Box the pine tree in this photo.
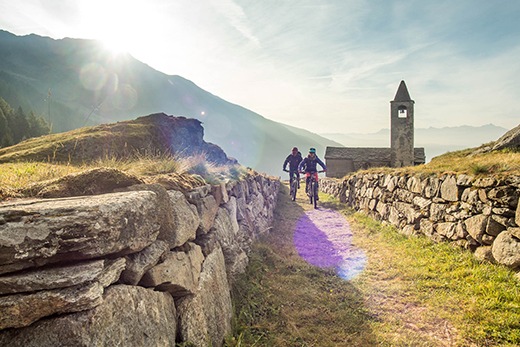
[12,106,30,143]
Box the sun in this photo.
[77,0,154,55]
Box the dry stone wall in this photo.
[0,172,280,347]
[320,173,520,270]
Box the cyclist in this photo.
[283,147,303,188]
[298,147,327,199]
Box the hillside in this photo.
[0,30,341,175]
[322,124,508,162]
[0,113,233,165]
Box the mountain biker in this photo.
[283,147,303,188]
[298,147,326,200]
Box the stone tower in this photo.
[390,80,415,167]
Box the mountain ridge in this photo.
[0,29,341,175]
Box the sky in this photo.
[0,0,519,134]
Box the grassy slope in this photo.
[228,186,520,346]
[362,146,520,177]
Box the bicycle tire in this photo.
[313,181,318,209]
[309,180,315,205]
[291,178,297,201]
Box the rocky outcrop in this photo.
[0,172,280,346]
[321,174,520,269]
[0,113,237,166]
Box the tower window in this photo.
[398,105,407,118]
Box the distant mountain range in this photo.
[321,124,509,162]
[0,30,341,175]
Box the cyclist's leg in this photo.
[305,174,311,194]
[296,171,301,188]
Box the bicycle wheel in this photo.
[309,180,315,205]
[291,178,297,201]
[313,181,318,209]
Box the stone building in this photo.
[325,81,426,178]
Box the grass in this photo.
[350,212,520,346]
[0,153,247,200]
[228,185,520,346]
[359,148,520,178]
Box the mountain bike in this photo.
[305,170,325,209]
[284,169,299,201]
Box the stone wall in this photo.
[320,174,520,269]
[0,172,280,347]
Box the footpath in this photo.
[229,184,472,347]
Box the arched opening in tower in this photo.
[398,105,408,118]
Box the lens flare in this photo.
[293,209,366,280]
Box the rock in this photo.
[0,191,160,275]
[473,177,496,188]
[422,176,440,199]
[120,240,169,285]
[165,191,200,247]
[97,258,126,287]
[176,294,211,347]
[516,197,520,226]
[440,175,459,202]
[0,259,105,294]
[486,215,507,237]
[492,228,520,268]
[215,208,251,281]
[194,230,218,257]
[193,195,219,233]
[0,285,177,347]
[0,281,103,330]
[224,197,240,235]
[176,246,232,347]
[140,243,204,297]
[407,176,422,194]
[413,196,432,210]
[420,219,434,236]
[436,222,457,239]
[464,214,488,243]
[491,123,520,152]
[430,203,447,222]
[212,182,229,206]
[456,174,474,187]
[474,246,495,262]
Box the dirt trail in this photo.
[235,184,460,346]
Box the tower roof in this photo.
[393,80,412,101]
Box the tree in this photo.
[0,97,50,148]
[27,111,50,137]
[12,106,30,143]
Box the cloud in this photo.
[208,0,260,47]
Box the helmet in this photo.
[292,147,298,151]
[309,148,316,153]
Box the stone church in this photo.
[325,81,426,178]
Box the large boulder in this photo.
[0,191,160,275]
[492,227,520,268]
[0,285,177,346]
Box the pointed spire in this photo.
[393,80,412,101]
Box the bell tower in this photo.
[390,80,415,167]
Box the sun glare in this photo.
[78,0,157,55]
